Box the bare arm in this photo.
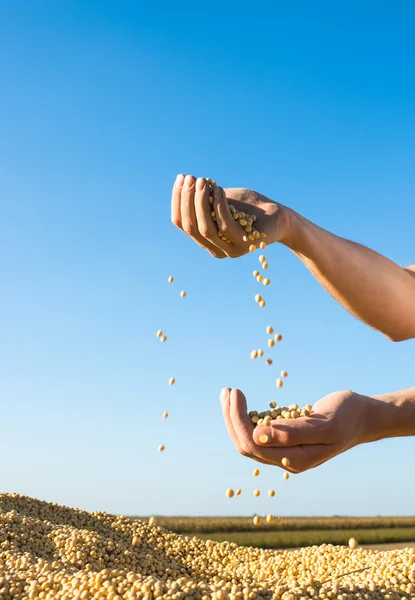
[283,211,415,341]
[171,176,415,341]
[369,387,415,440]
[221,386,415,472]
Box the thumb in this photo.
[253,413,332,447]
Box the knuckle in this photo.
[275,428,296,446]
[182,223,197,237]
[291,466,303,474]
[198,225,210,238]
[239,444,252,458]
[209,250,225,259]
[291,455,313,474]
[171,215,182,229]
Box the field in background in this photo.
[132,516,415,549]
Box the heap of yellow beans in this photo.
[0,493,414,599]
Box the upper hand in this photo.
[171,174,292,258]
[220,388,377,473]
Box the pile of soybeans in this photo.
[0,493,414,600]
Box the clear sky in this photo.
[0,1,414,518]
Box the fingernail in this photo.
[220,388,228,401]
[175,174,184,187]
[196,177,205,191]
[184,175,194,188]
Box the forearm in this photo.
[364,387,415,441]
[281,210,415,341]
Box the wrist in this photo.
[362,390,415,443]
[278,207,315,252]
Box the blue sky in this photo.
[0,1,414,517]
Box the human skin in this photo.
[171,174,415,341]
[220,387,415,472]
[171,174,415,469]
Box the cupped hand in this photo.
[220,388,377,472]
[171,174,292,258]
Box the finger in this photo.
[253,423,332,473]
[228,389,278,465]
[253,413,332,448]
[259,442,333,473]
[213,187,249,249]
[221,388,269,465]
[220,388,243,453]
[194,178,227,258]
[179,175,213,253]
[181,175,228,257]
[180,174,199,237]
[171,174,185,229]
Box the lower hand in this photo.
[220,388,378,472]
[171,174,292,258]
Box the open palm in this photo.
[220,387,377,473]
